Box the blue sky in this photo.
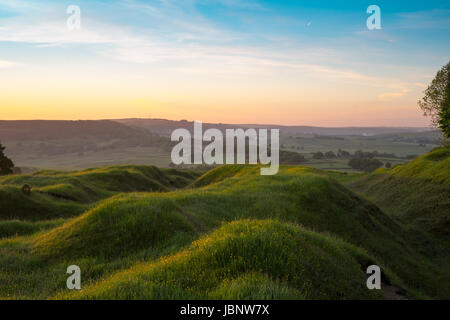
[0,0,449,125]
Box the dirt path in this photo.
[382,282,408,300]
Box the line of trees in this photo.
[348,158,383,172]
[311,149,396,172]
[312,149,411,160]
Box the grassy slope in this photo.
[347,147,450,246]
[61,220,382,300]
[22,165,444,299]
[0,158,448,299]
[0,165,200,221]
[0,218,66,239]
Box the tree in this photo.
[438,79,450,138]
[279,150,306,164]
[353,150,365,158]
[337,149,350,158]
[325,151,337,158]
[312,152,324,159]
[348,157,383,172]
[419,61,450,134]
[0,143,14,175]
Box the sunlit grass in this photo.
[0,149,449,299]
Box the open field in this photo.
[9,146,172,171]
[279,131,441,157]
[0,120,440,172]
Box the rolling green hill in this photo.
[61,220,383,300]
[0,151,448,299]
[347,147,450,246]
[0,165,199,221]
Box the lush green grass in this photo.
[0,154,448,300]
[33,195,196,259]
[347,147,450,245]
[0,184,87,221]
[345,147,450,298]
[60,220,383,300]
[0,165,200,221]
[208,273,305,300]
[36,165,410,273]
[0,219,66,239]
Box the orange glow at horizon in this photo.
[0,60,431,127]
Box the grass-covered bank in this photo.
[0,149,449,300]
[347,147,450,248]
[0,165,200,221]
[61,220,383,300]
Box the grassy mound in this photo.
[2,158,448,299]
[348,147,450,244]
[33,195,196,259]
[0,185,86,221]
[191,165,259,188]
[0,165,199,221]
[0,219,65,238]
[208,273,305,300]
[61,220,383,300]
[32,164,444,298]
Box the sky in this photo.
[0,0,449,126]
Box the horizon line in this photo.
[0,117,435,129]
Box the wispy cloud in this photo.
[0,59,20,68]
[378,89,409,101]
[0,0,445,101]
[394,9,450,30]
[0,0,39,10]
[0,0,381,83]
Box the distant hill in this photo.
[0,119,434,142]
[114,118,433,137]
[0,119,440,170]
[0,120,172,170]
[0,120,158,141]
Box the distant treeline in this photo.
[347,158,384,172]
[31,134,172,157]
[312,149,417,160]
[172,139,307,166]
[308,149,418,172]
[287,132,441,145]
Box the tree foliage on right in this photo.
[419,61,450,138]
[438,76,450,138]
